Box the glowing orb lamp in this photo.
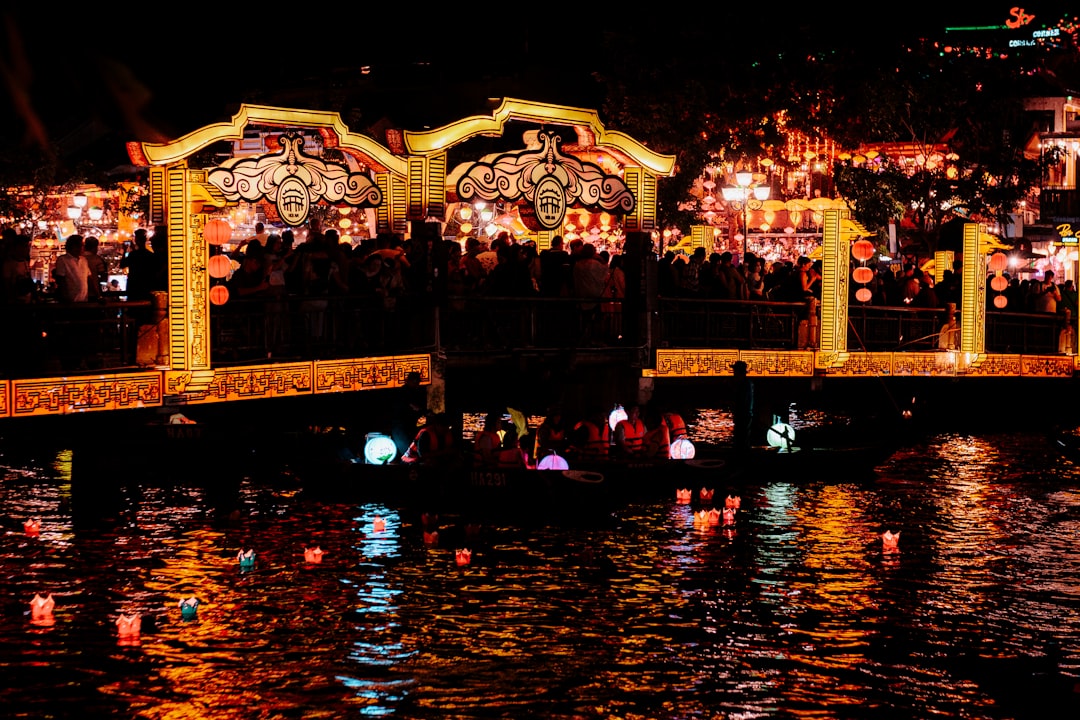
[670,437,696,459]
[537,453,569,470]
[608,405,627,431]
[364,433,397,465]
[766,422,796,449]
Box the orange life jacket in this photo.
[647,422,671,459]
[573,420,609,459]
[615,418,646,455]
[472,430,502,467]
[663,413,687,439]
[495,447,526,469]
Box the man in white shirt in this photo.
[53,235,91,303]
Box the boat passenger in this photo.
[662,412,688,440]
[403,411,457,465]
[534,405,568,460]
[569,409,609,461]
[495,429,527,469]
[613,404,646,458]
[643,409,672,459]
[472,412,504,468]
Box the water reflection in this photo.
[1,425,1080,718]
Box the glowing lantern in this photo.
[766,422,796,450]
[364,433,397,465]
[700,487,714,503]
[373,516,386,532]
[856,288,873,303]
[723,508,736,525]
[708,508,721,525]
[304,547,324,563]
[537,452,570,470]
[725,495,741,509]
[608,405,627,431]
[882,530,900,551]
[455,548,472,567]
[852,239,875,261]
[670,437,696,459]
[30,593,55,622]
[990,275,1009,292]
[24,518,40,536]
[116,613,141,645]
[203,219,232,246]
[676,488,692,504]
[994,295,1008,308]
[208,254,232,279]
[209,285,229,305]
[237,549,256,569]
[852,266,874,284]
[988,252,1008,272]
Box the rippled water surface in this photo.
[2,420,1080,719]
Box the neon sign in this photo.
[1005,7,1035,29]
[1057,223,1078,243]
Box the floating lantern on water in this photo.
[237,549,256,570]
[670,437,696,460]
[304,547,324,563]
[30,593,55,625]
[882,530,900,552]
[723,508,736,526]
[704,508,719,525]
[676,488,692,504]
[116,613,141,645]
[699,488,714,504]
[537,452,569,470]
[456,549,472,567]
[372,516,386,532]
[423,531,439,546]
[24,518,40,536]
[363,434,397,465]
[725,495,741,509]
[694,509,709,526]
[178,597,199,621]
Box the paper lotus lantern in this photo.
[364,434,397,465]
[455,548,472,567]
[766,422,796,449]
[423,530,439,546]
[856,288,873,303]
[373,516,386,532]
[30,593,55,623]
[209,285,229,305]
[537,452,569,470]
[24,518,40,536]
[852,239,875,262]
[852,266,875,284]
[208,254,232,279]
[700,487,714,504]
[725,495,741,509]
[694,509,709,525]
[990,275,1009,292]
[676,488,692,504]
[707,508,721,525]
[987,252,1008,273]
[670,437,696,459]
[304,547,324,563]
[204,219,232,246]
[178,597,199,620]
[237,549,256,569]
[882,530,900,551]
[722,508,736,526]
[116,613,142,643]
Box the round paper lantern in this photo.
[608,405,628,432]
[766,422,796,449]
[670,437,696,460]
[204,219,232,246]
[364,433,397,465]
[537,453,569,470]
[209,285,230,305]
[856,287,873,303]
[208,254,232,279]
[993,295,1008,309]
[990,275,1009,292]
[852,239,875,262]
[988,252,1008,272]
[852,266,875,284]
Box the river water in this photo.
[2,407,1079,719]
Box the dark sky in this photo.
[1,3,1075,161]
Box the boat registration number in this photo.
[471,471,507,487]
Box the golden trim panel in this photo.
[0,380,8,417]
[647,349,815,377]
[10,373,164,417]
[314,355,432,393]
[181,363,314,405]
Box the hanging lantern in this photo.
[204,219,232,246]
[990,275,1009,292]
[856,287,873,303]
[209,285,230,305]
[993,295,1008,309]
[852,266,874,284]
[207,254,232,279]
[988,252,1008,272]
[852,239,875,262]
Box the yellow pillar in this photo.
[961,223,986,354]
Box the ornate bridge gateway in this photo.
[0,100,1075,423]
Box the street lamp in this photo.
[722,171,771,260]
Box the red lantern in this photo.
[988,252,1008,273]
[852,239,875,262]
[855,287,873,303]
[990,275,1009,292]
[204,219,232,246]
[852,266,874,284]
[208,254,232,279]
[993,295,1008,309]
[209,285,230,305]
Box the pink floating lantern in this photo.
[882,530,900,552]
[24,518,41,536]
[676,488,692,504]
[30,593,55,622]
[723,508,736,526]
[373,516,386,532]
[455,548,472,567]
[304,546,324,563]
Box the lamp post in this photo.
[722,171,771,261]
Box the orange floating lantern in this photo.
[455,548,472,567]
[304,546,324,563]
[373,516,386,532]
[882,530,900,552]
[676,488,692,504]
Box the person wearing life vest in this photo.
[662,411,688,441]
[404,411,456,465]
[613,404,646,458]
[534,405,568,461]
[570,408,610,461]
[472,412,504,468]
[495,428,527,469]
[643,407,672,459]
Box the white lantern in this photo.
[537,453,569,470]
[670,437,696,459]
[608,405,628,432]
[363,433,397,465]
[766,423,797,451]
